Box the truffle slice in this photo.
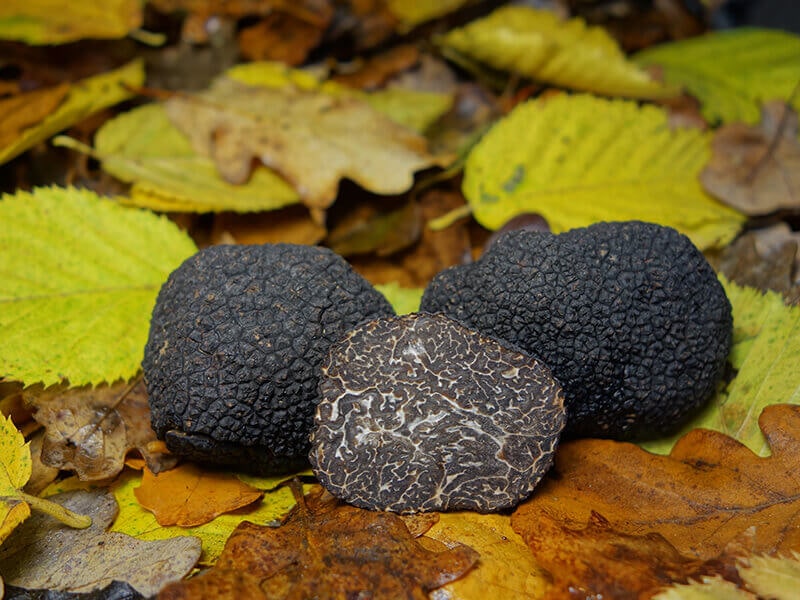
[310,313,565,513]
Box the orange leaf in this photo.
[0,83,70,149]
[512,404,800,598]
[159,483,478,599]
[134,463,263,527]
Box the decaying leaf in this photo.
[3,580,145,600]
[701,101,800,215]
[512,404,800,599]
[238,11,326,65]
[386,0,470,30]
[439,5,674,99]
[0,490,200,597]
[0,414,33,544]
[134,463,263,527]
[0,84,70,149]
[26,380,178,481]
[23,431,59,496]
[210,206,326,246]
[0,187,197,387]
[165,77,445,215]
[462,93,744,249]
[654,576,755,600]
[159,484,479,599]
[635,28,800,125]
[739,552,800,599]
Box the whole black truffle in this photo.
[310,313,565,513]
[143,244,394,474]
[420,221,732,441]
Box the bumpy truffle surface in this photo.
[420,221,732,441]
[310,313,565,513]
[143,244,394,474]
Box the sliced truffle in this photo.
[421,221,732,440]
[143,244,394,474]
[310,313,565,513]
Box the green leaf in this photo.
[635,28,800,126]
[0,187,198,387]
[0,59,144,166]
[641,279,800,456]
[463,94,744,250]
[375,282,424,315]
[439,5,673,99]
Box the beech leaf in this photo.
[0,187,198,387]
[635,28,800,125]
[463,94,744,249]
[439,5,674,99]
[0,490,200,597]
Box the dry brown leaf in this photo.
[210,205,326,246]
[158,483,479,599]
[23,431,60,496]
[165,78,444,216]
[333,44,421,90]
[238,12,327,65]
[0,83,70,149]
[326,197,422,257]
[511,404,800,599]
[702,101,800,215]
[27,380,178,481]
[133,463,264,527]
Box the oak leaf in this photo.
[134,463,264,527]
[512,404,800,599]
[158,483,479,599]
[701,101,800,215]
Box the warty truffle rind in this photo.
[310,312,566,513]
[143,243,394,474]
[420,221,732,440]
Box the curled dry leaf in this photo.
[159,483,479,599]
[27,380,178,481]
[701,101,800,215]
[512,404,800,599]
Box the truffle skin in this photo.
[420,221,732,441]
[143,244,394,474]
[310,313,566,513]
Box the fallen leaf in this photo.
[0,60,144,166]
[0,0,142,44]
[210,206,326,245]
[0,186,197,387]
[26,380,178,481]
[159,483,479,598]
[134,463,263,527]
[374,282,423,315]
[110,469,303,564]
[739,552,800,599]
[333,44,420,90]
[386,0,470,30]
[654,576,755,600]
[439,5,674,99]
[462,93,745,249]
[23,431,59,496]
[0,84,70,149]
[326,198,422,257]
[512,404,800,598]
[238,12,326,65]
[701,101,800,215]
[0,413,32,543]
[0,490,200,597]
[642,279,800,456]
[165,76,445,213]
[3,580,145,600]
[635,28,800,125]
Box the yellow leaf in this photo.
[439,6,674,99]
[0,0,142,44]
[740,553,800,599]
[653,576,755,599]
[0,59,144,166]
[463,94,745,249]
[0,415,32,543]
[0,501,31,546]
[387,0,470,29]
[0,84,70,149]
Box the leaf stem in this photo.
[18,492,92,528]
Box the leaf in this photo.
[165,76,446,212]
[74,103,300,213]
[642,279,800,456]
[374,282,423,315]
[26,380,178,481]
[0,84,70,149]
[133,463,263,527]
[424,512,551,599]
[654,577,755,600]
[110,469,303,564]
[701,101,800,215]
[159,483,479,599]
[0,490,200,597]
[511,404,800,598]
[0,187,198,387]
[635,28,800,125]
[439,6,673,99]
[0,60,144,166]
[463,94,744,249]
[0,0,142,44]
[3,580,145,600]
[740,552,800,599]
[386,0,470,29]
[0,414,33,543]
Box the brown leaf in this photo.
[701,101,800,215]
[210,205,326,246]
[133,463,264,527]
[159,483,479,599]
[0,83,70,149]
[27,380,178,481]
[333,44,421,90]
[511,404,800,598]
[238,12,326,65]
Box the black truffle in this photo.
[310,313,565,513]
[143,244,394,474]
[420,221,732,440]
